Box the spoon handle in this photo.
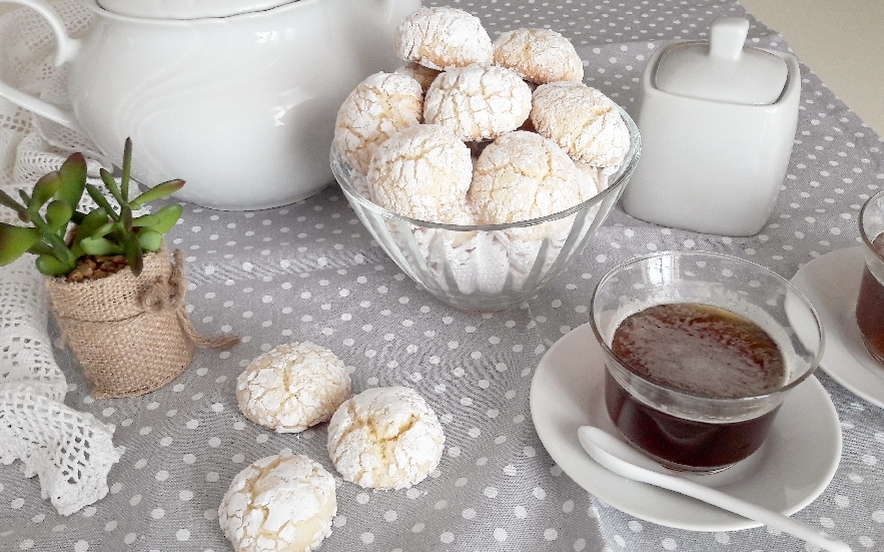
[577,426,851,552]
[642,473,850,552]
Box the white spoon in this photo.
[577,425,851,552]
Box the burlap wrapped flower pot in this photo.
[45,247,237,398]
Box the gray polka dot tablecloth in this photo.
[3,0,884,551]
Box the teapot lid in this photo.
[97,0,292,19]
[653,17,789,105]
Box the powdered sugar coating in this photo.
[469,130,583,238]
[333,72,423,175]
[423,63,532,142]
[236,342,351,433]
[218,454,336,552]
[492,28,584,84]
[394,7,493,71]
[366,124,473,223]
[327,386,445,490]
[530,81,630,170]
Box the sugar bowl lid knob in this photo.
[653,17,789,105]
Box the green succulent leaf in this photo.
[0,189,27,216]
[45,200,73,232]
[18,188,31,207]
[121,204,133,233]
[79,236,121,256]
[132,213,160,228]
[35,254,73,276]
[0,223,41,266]
[85,184,119,221]
[130,179,185,209]
[121,137,133,201]
[56,152,87,210]
[150,204,183,234]
[99,167,123,204]
[31,171,62,209]
[77,208,110,240]
[45,232,74,266]
[122,233,143,276]
[89,221,116,240]
[137,230,163,252]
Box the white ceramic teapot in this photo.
[0,0,420,210]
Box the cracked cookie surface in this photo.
[530,81,630,170]
[333,72,423,176]
[366,123,475,223]
[423,63,532,142]
[469,130,584,238]
[326,386,445,490]
[394,6,493,71]
[492,27,584,84]
[218,454,336,552]
[237,342,351,433]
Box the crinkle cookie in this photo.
[492,28,584,84]
[530,81,630,170]
[218,454,336,552]
[236,342,351,433]
[469,130,583,238]
[327,386,445,490]
[394,6,493,71]
[366,123,473,223]
[423,63,532,142]
[333,71,423,175]
[395,62,441,93]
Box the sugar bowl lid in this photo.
[653,17,789,105]
[97,0,293,19]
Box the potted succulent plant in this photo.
[0,138,237,398]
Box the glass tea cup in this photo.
[856,189,884,366]
[590,251,824,473]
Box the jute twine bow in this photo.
[140,249,240,350]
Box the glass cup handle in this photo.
[0,0,82,130]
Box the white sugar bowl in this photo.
[621,17,800,236]
[0,0,420,210]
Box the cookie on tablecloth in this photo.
[218,454,336,552]
[327,386,445,490]
[236,342,350,433]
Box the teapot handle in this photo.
[0,0,82,130]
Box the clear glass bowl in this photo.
[330,108,641,312]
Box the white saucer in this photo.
[792,246,884,407]
[529,323,842,531]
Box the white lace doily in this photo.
[0,0,110,224]
[0,1,122,517]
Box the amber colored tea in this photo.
[857,233,884,365]
[606,302,786,470]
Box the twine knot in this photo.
[140,249,239,350]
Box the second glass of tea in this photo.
[590,251,824,473]
[856,189,884,366]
